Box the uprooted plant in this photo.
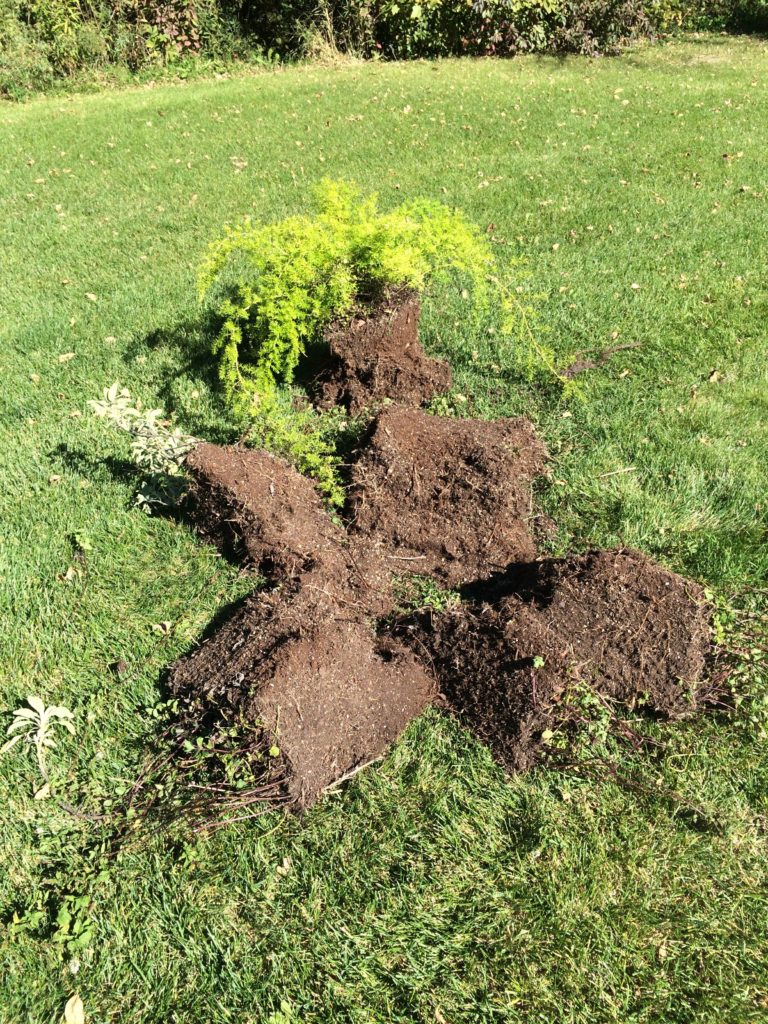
[88,381,349,506]
[198,177,562,415]
[88,382,199,512]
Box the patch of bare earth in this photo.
[166,290,713,811]
[313,289,451,414]
[347,406,547,586]
[391,549,712,771]
[171,442,432,808]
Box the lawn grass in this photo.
[1,34,767,1023]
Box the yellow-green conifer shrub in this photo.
[198,179,494,412]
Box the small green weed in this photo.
[393,574,460,613]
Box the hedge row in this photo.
[2,1,767,98]
[246,1,768,58]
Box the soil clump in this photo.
[169,584,434,808]
[392,549,712,772]
[173,441,432,807]
[347,406,548,586]
[184,441,391,614]
[314,289,451,414]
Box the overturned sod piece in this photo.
[347,406,548,586]
[391,549,712,773]
[314,289,451,414]
[168,584,435,808]
[173,440,432,807]
[185,441,346,579]
[184,441,392,614]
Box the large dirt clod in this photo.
[184,442,391,614]
[168,585,434,808]
[174,440,432,806]
[314,289,452,414]
[394,549,712,772]
[347,406,548,586]
[185,442,344,579]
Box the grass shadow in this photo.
[129,313,241,445]
[51,442,138,489]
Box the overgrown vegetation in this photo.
[199,179,494,411]
[0,0,268,98]
[2,0,767,98]
[197,179,563,499]
[250,0,768,59]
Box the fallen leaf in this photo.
[85,293,98,303]
[58,352,76,363]
[64,994,85,1024]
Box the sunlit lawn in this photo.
[1,34,767,1023]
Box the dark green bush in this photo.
[0,0,265,95]
[1,0,765,98]
[245,0,766,62]
[0,16,54,97]
[548,0,652,55]
[649,0,768,31]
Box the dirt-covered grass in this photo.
[1,35,767,1024]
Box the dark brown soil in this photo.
[169,584,434,808]
[174,440,431,807]
[314,289,452,414]
[170,400,712,810]
[184,442,391,614]
[347,406,548,586]
[185,442,345,580]
[392,549,712,772]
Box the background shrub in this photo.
[0,0,265,95]
[1,1,765,98]
[246,0,767,60]
[648,0,768,31]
